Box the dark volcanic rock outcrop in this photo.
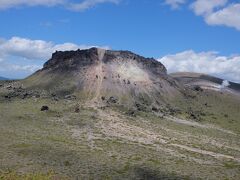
[43,48,167,76]
[23,48,183,107]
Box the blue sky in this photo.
[0,0,240,82]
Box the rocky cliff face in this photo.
[24,48,183,108]
[43,48,167,75]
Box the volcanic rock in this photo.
[23,48,183,108]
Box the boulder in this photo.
[75,107,80,113]
[126,110,136,117]
[135,103,147,111]
[152,106,158,112]
[41,106,49,111]
[107,96,118,104]
[193,86,203,92]
[64,95,76,100]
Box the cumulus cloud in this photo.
[0,36,109,78]
[190,0,227,15]
[165,0,186,9]
[190,0,240,30]
[205,3,240,30]
[158,50,240,83]
[0,37,108,60]
[164,0,240,31]
[0,0,120,11]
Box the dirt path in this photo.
[162,114,236,135]
[170,143,240,162]
[94,108,239,160]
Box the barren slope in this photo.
[23,48,183,108]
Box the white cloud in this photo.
[0,57,42,79]
[0,0,120,11]
[0,36,109,78]
[0,37,57,60]
[190,0,240,30]
[0,37,107,60]
[164,0,240,31]
[158,50,240,83]
[68,0,120,12]
[0,0,65,9]
[165,0,186,9]
[205,3,240,30]
[0,63,41,73]
[190,0,227,15]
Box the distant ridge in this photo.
[170,72,240,92]
[0,76,8,80]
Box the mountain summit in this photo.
[24,48,183,107]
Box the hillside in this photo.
[23,48,184,109]
[0,49,240,179]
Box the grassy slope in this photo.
[0,95,240,179]
[173,89,240,134]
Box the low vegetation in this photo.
[0,81,239,179]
